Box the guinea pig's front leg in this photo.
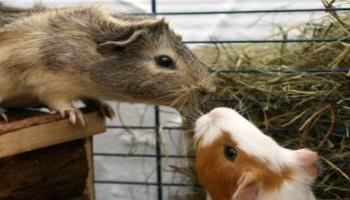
[41,97,85,127]
[0,107,8,122]
[82,98,115,120]
[0,97,8,122]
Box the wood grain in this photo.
[84,137,96,200]
[0,110,105,158]
[0,140,89,200]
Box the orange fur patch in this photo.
[195,132,292,200]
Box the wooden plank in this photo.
[84,137,96,200]
[0,108,99,135]
[0,140,89,200]
[0,111,105,158]
[0,113,63,136]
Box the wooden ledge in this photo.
[0,108,106,158]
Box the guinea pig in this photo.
[194,107,319,200]
[0,5,215,125]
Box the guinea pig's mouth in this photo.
[314,160,323,177]
[306,159,322,180]
[168,90,192,107]
[167,87,205,108]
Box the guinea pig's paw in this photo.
[98,102,116,120]
[63,108,86,127]
[0,108,8,123]
[83,99,115,120]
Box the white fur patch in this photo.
[259,180,316,200]
[194,107,296,172]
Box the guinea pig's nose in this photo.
[207,85,217,94]
[198,85,216,96]
[295,148,320,177]
[198,79,216,96]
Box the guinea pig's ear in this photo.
[143,18,170,34]
[231,174,259,200]
[97,30,144,53]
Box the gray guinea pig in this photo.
[0,5,215,126]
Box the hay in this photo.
[191,1,350,199]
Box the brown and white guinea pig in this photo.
[194,107,319,200]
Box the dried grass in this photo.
[187,1,350,199]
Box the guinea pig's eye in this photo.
[224,145,237,161]
[155,55,176,69]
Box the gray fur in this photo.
[0,5,215,116]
